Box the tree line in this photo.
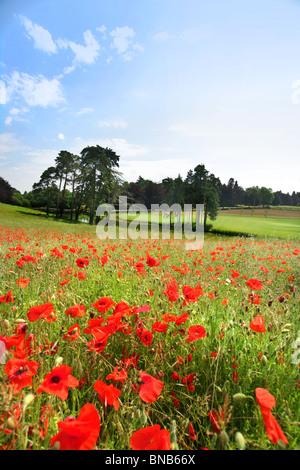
[0,145,299,226]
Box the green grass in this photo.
[209,214,300,239]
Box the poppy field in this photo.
[0,217,299,451]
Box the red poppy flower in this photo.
[50,403,100,450]
[63,324,80,342]
[187,325,206,343]
[139,371,164,403]
[86,330,108,354]
[65,304,86,318]
[130,424,171,450]
[182,284,203,305]
[106,366,128,383]
[255,388,288,446]
[146,254,160,267]
[16,277,30,288]
[175,313,189,326]
[91,297,114,313]
[76,257,89,268]
[4,356,39,395]
[83,317,105,335]
[93,380,121,411]
[112,301,131,317]
[245,279,263,290]
[249,315,267,333]
[0,290,14,303]
[152,321,167,333]
[139,329,153,346]
[189,422,197,440]
[27,302,56,323]
[163,281,180,302]
[208,409,225,434]
[37,365,79,400]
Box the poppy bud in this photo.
[54,356,63,367]
[15,318,26,324]
[261,355,268,365]
[220,430,229,447]
[3,320,10,329]
[140,407,148,426]
[23,393,35,412]
[233,393,247,403]
[7,417,17,430]
[235,431,246,450]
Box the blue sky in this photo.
[1,0,300,194]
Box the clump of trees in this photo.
[1,145,299,226]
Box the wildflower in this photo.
[76,257,89,268]
[130,424,171,450]
[4,357,39,395]
[139,371,164,403]
[106,366,128,383]
[37,365,79,400]
[208,409,225,434]
[50,403,100,450]
[65,304,86,318]
[249,315,267,333]
[187,325,206,343]
[245,279,263,290]
[27,302,57,323]
[91,297,114,314]
[255,388,288,446]
[93,380,121,411]
[63,324,80,342]
[0,290,14,303]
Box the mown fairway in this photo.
[209,208,300,239]
[0,203,299,450]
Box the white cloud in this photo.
[57,30,100,66]
[58,133,65,140]
[71,136,147,159]
[0,80,7,104]
[109,26,143,60]
[110,26,135,54]
[19,15,57,54]
[4,71,65,108]
[4,107,29,125]
[75,107,94,115]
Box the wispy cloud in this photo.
[110,26,143,60]
[3,71,65,108]
[57,30,100,67]
[19,15,58,54]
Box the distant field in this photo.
[0,202,299,240]
[209,209,300,239]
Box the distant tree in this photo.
[143,181,165,209]
[184,164,221,227]
[33,166,57,215]
[259,187,274,207]
[55,151,76,218]
[245,186,260,206]
[126,182,145,205]
[0,177,13,204]
[80,145,120,224]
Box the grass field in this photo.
[209,212,300,239]
[0,202,299,451]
